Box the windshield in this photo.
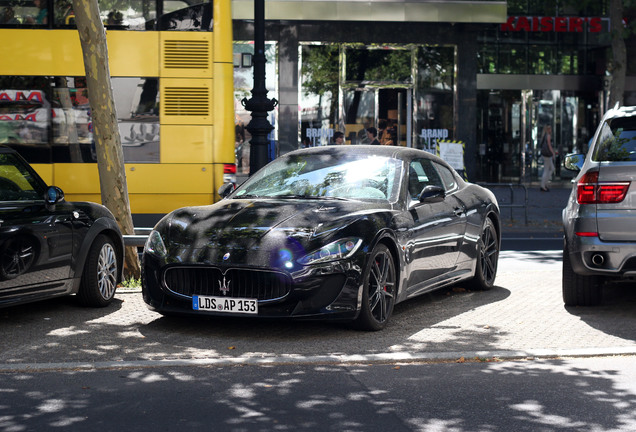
[234,152,402,202]
[593,117,636,162]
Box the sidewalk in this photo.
[483,181,571,238]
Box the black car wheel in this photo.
[0,236,36,281]
[562,240,603,306]
[354,243,396,331]
[77,235,119,307]
[467,217,499,290]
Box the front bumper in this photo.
[141,253,365,321]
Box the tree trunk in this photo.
[72,0,140,279]
[609,0,626,109]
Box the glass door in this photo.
[342,87,412,146]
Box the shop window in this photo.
[529,45,557,74]
[416,46,455,151]
[558,47,579,74]
[344,47,412,84]
[233,42,278,171]
[300,44,339,147]
[499,44,528,74]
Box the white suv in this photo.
[562,106,636,306]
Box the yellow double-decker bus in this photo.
[0,0,235,225]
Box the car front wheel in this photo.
[78,234,119,307]
[353,243,396,331]
[562,241,602,306]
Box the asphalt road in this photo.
[1,356,636,431]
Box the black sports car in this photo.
[142,146,500,330]
[0,146,124,308]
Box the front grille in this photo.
[163,266,292,301]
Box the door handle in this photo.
[453,207,465,217]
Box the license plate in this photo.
[192,295,258,314]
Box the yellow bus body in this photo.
[0,1,235,217]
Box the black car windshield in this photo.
[593,117,636,162]
[234,152,402,201]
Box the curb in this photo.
[2,347,635,372]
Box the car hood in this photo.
[157,198,393,267]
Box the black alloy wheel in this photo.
[467,218,499,290]
[0,237,36,281]
[354,243,396,331]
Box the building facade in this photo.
[231,0,635,183]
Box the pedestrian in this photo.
[539,125,555,192]
[381,120,395,146]
[332,131,345,145]
[366,127,380,145]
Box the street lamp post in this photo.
[241,0,278,176]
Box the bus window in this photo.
[0,77,51,163]
[160,0,211,31]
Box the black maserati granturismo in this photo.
[142,145,500,330]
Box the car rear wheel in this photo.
[77,235,119,307]
[353,244,396,331]
[562,241,603,306]
[466,218,499,290]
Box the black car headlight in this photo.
[298,238,362,265]
[144,230,167,258]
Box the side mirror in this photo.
[218,182,236,199]
[419,185,445,203]
[45,186,64,205]
[564,153,585,172]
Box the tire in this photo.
[562,241,602,306]
[77,235,119,307]
[466,217,499,291]
[353,244,396,331]
[0,236,36,281]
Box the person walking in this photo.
[539,125,555,192]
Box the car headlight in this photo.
[298,238,362,265]
[144,230,167,257]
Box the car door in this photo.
[0,152,74,302]
[404,158,464,294]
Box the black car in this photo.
[0,146,124,308]
[142,146,500,330]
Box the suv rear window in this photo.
[592,117,636,162]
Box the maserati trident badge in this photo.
[218,276,231,295]
[223,252,230,261]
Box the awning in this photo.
[232,0,507,23]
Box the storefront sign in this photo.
[421,128,449,150]
[501,16,603,33]
[306,128,334,146]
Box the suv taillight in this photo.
[223,163,237,185]
[577,171,630,204]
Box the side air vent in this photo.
[163,87,210,117]
[163,40,210,70]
